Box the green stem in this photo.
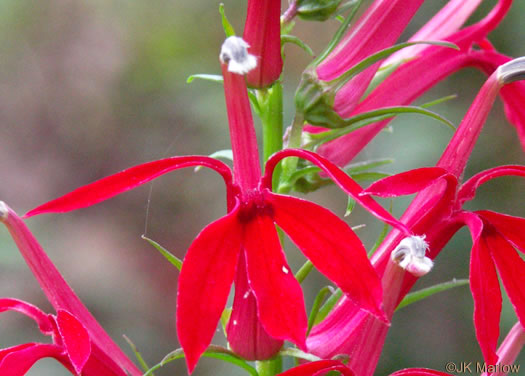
[278,113,305,193]
[259,83,284,191]
[256,357,283,376]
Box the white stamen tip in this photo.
[0,201,8,221]
[220,36,257,75]
[391,235,433,277]
[497,56,525,84]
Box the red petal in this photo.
[276,360,354,376]
[0,298,53,334]
[264,149,410,235]
[458,165,525,203]
[477,210,525,254]
[243,212,307,349]
[362,168,451,197]
[0,343,66,376]
[469,225,501,365]
[267,192,385,320]
[56,310,92,374]
[176,206,243,373]
[389,369,453,376]
[25,156,233,217]
[484,228,525,328]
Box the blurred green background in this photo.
[0,0,523,375]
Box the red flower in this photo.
[243,0,282,88]
[25,37,411,373]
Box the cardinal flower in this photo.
[26,36,412,373]
[312,0,517,168]
[306,56,525,374]
[0,202,141,376]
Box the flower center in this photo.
[237,189,274,223]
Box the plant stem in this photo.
[256,357,283,376]
[278,113,304,193]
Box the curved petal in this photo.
[266,192,385,320]
[484,228,525,329]
[0,298,53,334]
[263,149,410,235]
[477,210,525,253]
[389,369,453,376]
[25,156,233,217]
[243,212,307,349]
[176,204,243,373]
[362,168,452,197]
[458,165,525,203]
[276,360,355,376]
[0,343,67,376]
[56,310,92,374]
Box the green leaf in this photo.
[396,278,469,311]
[345,158,394,173]
[186,74,223,84]
[194,150,233,172]
[141,235,182,271]
[123,335,151,374]
[281,35,314,56]
[329,41,459,91]
[143,345,258,376]
[308,286,333,335]
[350,171,391,182]
[295,260,314,284]
[219,3,236,37]
[279,348,322,362]
[420,94,458,108]
[344,197,355,217]
[314,288,343,325]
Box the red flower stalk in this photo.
[0,202,141,376]
[243,0,282,88]
[306,57,525,372]
[313,0,516,167]
[26,37,412,373]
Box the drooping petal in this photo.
[389,369,453,376]
[0,298,53,334]
[0,343,67,376]
[477,210,525,253]
[263,149,411,235]
[362,168,451,197]
[458,165,525,204]
[226,251,283,361]
[276,360,355,376]
[243,212,307,349]
[176,204,243,373]
[266,192,384,319]
[25,156,233,217]
[484,227,525,328]
[56,310,92,375]
[0,203,141,376]
[465,213,501,365]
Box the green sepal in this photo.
[281,35,314,56]
[187,74,223,84]
[141,235,182,271]
[123,335,151,374]
[296,0,344,21]
[307,286,334,335]
[219,3,236,37]
[344,197,356,217]
[396,278,469,311]
[143,345,258,376]
[279,348,322,362]
[313,288,343,325]
[294,260,314,284]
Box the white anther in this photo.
[391,235,433,277]
[0,201,8,221]
[219,36,257,75]
[497,56,525,84]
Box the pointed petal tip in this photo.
[497,56,525,84]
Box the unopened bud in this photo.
[391,235,433,277]
[220,36,257,75]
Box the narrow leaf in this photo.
[345,197,356,217]
[123,335,151,374]
[187,74,223,84]
[314,289,343,325]
[345,158,394,174]
[308,287,334,335]
[219,3,236,37]
[142,235,182,271]
[295,260,314,284]
[279,348,322,363]
[281,35,314,56]
[396,279,469,311]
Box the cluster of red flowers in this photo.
[1,0,524,375]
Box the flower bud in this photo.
[296,0,344,21]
